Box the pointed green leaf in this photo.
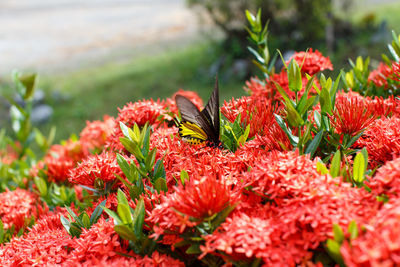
[333,224,344,243]
[132,198,145,239]
[117,189,130,206]
[82,213,91,229]
[316,160,329,175]
[103,207,123,225]
[90,200,106,225]
[288,59,302,92]
[305,130,324,157]
[353,152,365,183]
[330,150,341,178]
[34,176,47,197]
[154,177,168,193]
[114,225,137,241]
[186,244,201,254]
[180,169,189,185]
[274,114,299,147]
[65,206,83,228]
[348,221,358,240]
[117,203,133,225]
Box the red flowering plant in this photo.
[3,7,400,267]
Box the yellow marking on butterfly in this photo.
[179,121,208,144]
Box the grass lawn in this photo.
[38,43,247,142]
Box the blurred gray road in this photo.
[0,0,204,74]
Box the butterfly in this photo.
[175,77,222,148]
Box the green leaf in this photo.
[316,160,329,175]
[117,154,131,178]
[18,73,37,100]
[117,189,130,207]
[186,244,201,254]
[132,198,145,239]
[180,169,189,185]
[305,130,323,157]
[145,149,157,171]
[248,46,265,64]
[333,224,344,243]
[361,147,368,169]
[60,215,71,233]
[90,199,106,225]
[353,152,365,183]
[82,213,91,229]
[34,176,47,197]
[272,81,294,106]
[103,207,123,225]
[274,114,299,147]
[0,220,4,242]
[154,178,168,193]
[348,221,358,240]
[119,122,131,140]
[326,239,343,264]
[286,102,304,127]
[245,10,256,26]
[330,150,341,178]
[66,206,84,228]
[117,203,133,225]
[153,159,165,179]
[320,86,333,115]
[119,137,144,160]
[114,225,137,241]
[288,59,302,92]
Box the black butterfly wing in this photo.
[175,95,216,141]
[201,77,220,142]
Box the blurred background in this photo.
[1,0,399,142]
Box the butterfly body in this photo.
[175,78,222,148]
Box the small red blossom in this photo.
[68,151,124,187]
[354,116,400,168]
[80,115,115,150]
[0,188,48,231]
[330,93,378,136]
[148,175,239,240]
[41,139,89,183]
[65,218,129,265]
[0,209,73,266]
[368,61,398,88]
[341,197,400,267]
[221,96,276,138]
[287,48,333,75]
[116,99,167,127]
[367,156,400,197]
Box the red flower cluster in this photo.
[80,115,115,151]
[330,92,378,136]
[354,116,400,168]
[221,96,276,138]
[4,47,400,266]
[287,48,333,75]
[0,188,47,231]
[68,151,124,188]
[368,61,400,88]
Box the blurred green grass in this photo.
[39,43,246,142]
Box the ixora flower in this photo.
[0,188,48,231]
[148,175,239,240]
[354,116,400,168]
[80,115,115,151]
[221,96,276,138]
[330,93,378,137]
[116,99,168,127]
[68,151,124,188]
[341,197,400,267]
[287,48,333,75]
[368,61,400,88]
[0,209,73,266]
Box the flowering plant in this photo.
[1,9,400,267]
